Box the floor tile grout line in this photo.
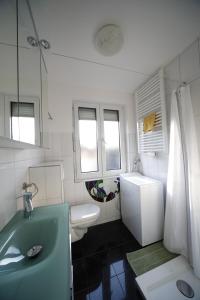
[74,274,123,295]
[115,273,126,297]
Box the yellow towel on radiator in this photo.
[143,112,156,133]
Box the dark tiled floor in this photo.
[72,219,144,300]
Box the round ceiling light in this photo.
[94,24,124,56]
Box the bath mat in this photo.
[127,241,178,276]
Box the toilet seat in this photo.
[71,203,100,226]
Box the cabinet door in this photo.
[41,56,49,148]
[0,0,18,138]
[16,0,41,145]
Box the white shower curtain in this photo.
[164,90,188,258]
[164,85,200,278]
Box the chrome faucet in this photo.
[22,182,38,219]
[23,192,33,218]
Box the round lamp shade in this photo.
[94,24,124,56]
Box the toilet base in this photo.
[70,226,88,242]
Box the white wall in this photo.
[0,148,44,230]
[139,38,200,193]
[44,72,137,224]
[44,37,200,224]
[1,36,198,230]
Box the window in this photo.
[11,102,35,144]
[4,95,40,145]
[73,102,126,181]
[103,109,121,171]
[78,107,98,173]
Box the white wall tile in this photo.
[45,165,63,199]
[45,132,73,161]
[180,40,200,83]
[165,57,180,82]
[60,133,73,157]
[193,115,200,153]
[63,180,85,205]
[127,152,137,172]
[190,78,200,117]
[0,163,16,230]
[29,167,46,201]
[0,149,14,164]
[165,57,181,95]
[62,156,74,181]
[0,145,44,230]
[141,37,200,198]
[128,132,137,154]
[14,160,29,198]
[165,94,172,128]
[63,179,77,205]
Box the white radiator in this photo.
[135,69,167,153]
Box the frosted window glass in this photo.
[78,107,98,173]
[11,101,35,144]
[12,116,35,144]
[104,109,121,170]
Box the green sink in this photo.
[0,218,58,272]
[0,204,70,300]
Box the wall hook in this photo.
[48,112,53,120]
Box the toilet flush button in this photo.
[176,280,194,298]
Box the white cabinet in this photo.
[120,173,164,246]
[29,162,64,207]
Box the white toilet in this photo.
[70,203,100,242]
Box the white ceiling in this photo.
[31,0,200,93]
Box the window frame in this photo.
[73,102,102,181]
[100,104,126,177]
[73,101,126,181]
[4,95,40,146]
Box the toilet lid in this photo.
[71,203,100,224]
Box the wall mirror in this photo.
[0,0,48,148]
[0,0,18,138]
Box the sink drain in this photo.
[26,245,43,258]
[176,280,194,298]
